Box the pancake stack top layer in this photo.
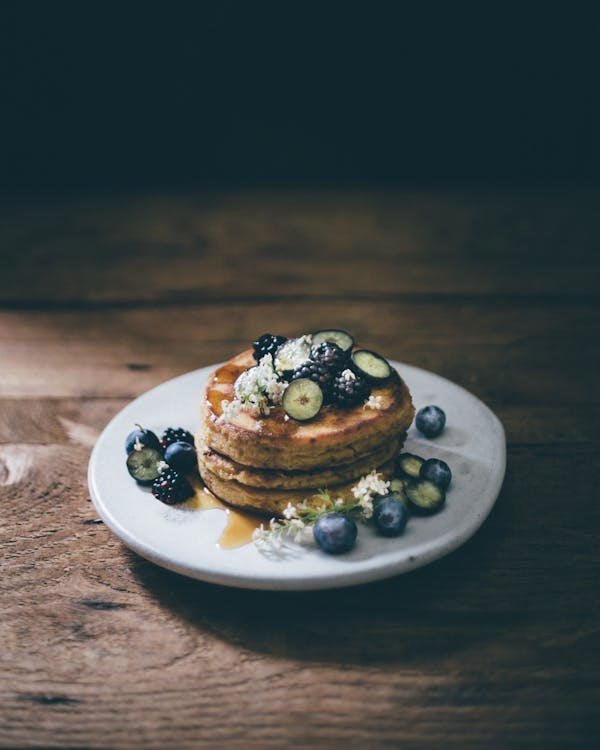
[197,345,415,516]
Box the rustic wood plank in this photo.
[0,299,598,402]
[0,189,598,303]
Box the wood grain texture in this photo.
[0,189,599,750]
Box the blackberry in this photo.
[253,333,287,362]
[151,469,194,505]
[291,360,335,399]
[310,341,348,373]
[161,427,195,450]
[332,370,371,408]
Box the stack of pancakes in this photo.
[197,349,414,516]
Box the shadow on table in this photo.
[128,508,511,667]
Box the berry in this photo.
[351,349,391,382]
[164,440,197,474]
[125,425,161,455]
[332,371,371,408]
[396,453,425,478]
[310,341,349,373]
[311,329,354,353]
[282,378,324,421]
[420,458,452,490]
[253,333,287,362]
[291,360,335,399]
[313,513,358,554]
[415,405,446,438]
[126,447,163,485]
[161,427,195,450]
[405,479,446,514]
[151,469,194,505]
[374,495,408,536]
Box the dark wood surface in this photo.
[1,188,599,750]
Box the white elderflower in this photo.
[233,353,288,416]
[352,469,389,502]
[283,502,298,520]
[364,395,383,410]
[341,368,356,382]
[359,495,374,519]
[252,524,269,545]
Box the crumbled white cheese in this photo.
[274,335,312,374]
[216,398,242,424]
[133,436,144,451]
[341,368,356,382]
[157,460,169,474]
[364,395,383,410]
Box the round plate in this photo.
[88,361,505,590]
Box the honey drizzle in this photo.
[186,477,265,549]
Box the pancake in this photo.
[199,458,397,516]
[201,349,414,471]
[197,344,414,516]
[196,433,405,490]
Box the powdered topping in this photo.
[218,354,289,422]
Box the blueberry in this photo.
[415,405,446,438]
[125,425,161,455]
[419,458,452,490]
[373,496,408,536]
[313,513,357,554]
[164,441,197,474]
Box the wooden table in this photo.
[1,188,599,749]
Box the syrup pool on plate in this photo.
[186,476,265,549]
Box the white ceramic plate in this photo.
[88,361,505,590]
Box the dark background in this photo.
[1,2,598,195]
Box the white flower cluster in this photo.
[351,469,390,519]
[235,353,288,416]
[252,506,308,549]
[217,354,289,423]
[364,395,383,410]
[341,368,356,382]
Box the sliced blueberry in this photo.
[415,405,446,438]
[396,453,425,478]
[311,329,354,353]
[405,479,446,514]
[420,458,452,490]
[373,495,408,536]
[125,425,161,455]
[164,440,197,474]
[313,513,357,554]
[126,447,163,485]
[350,349,392,382]
[389,478,408,499]
[282,378,324,421]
